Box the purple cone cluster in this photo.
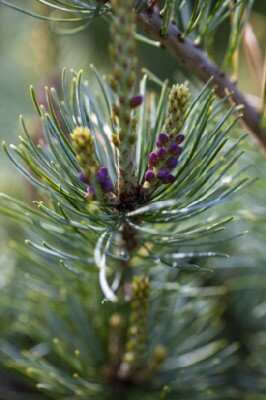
[145,133,185,184]
[78,166,113,200]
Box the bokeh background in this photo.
[0,1,265,398]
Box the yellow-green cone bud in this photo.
[119,275,150,378]
[165,84,190,136]
[70,126,97,180]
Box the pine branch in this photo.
[0,68,249,301]
[136,5,266,150]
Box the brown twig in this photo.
[137,6,266,150]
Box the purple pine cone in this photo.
[148,152,159,166]
[157,168,169,182]
[169,142,183,155]
[156,139,163,148]
[157,147,167,159]
[103,179,113,193]
[129,95,143,108]
[167,156,179,169]
[98,166,108,177]
[145,169,155,182]
[96,171,107,184]
[168,174,175,184]
[78,172,88,183]
[87,184,95,192]
[176,134,185,144]
[158,133,169,143]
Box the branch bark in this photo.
[137,7,266,150]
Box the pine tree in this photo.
[0,1,265,399]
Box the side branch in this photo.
[137,7,266,150]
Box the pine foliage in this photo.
[0,68,247,301]
[0,0,264,399]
